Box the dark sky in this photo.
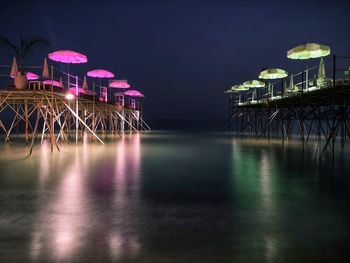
[1,0,349,121]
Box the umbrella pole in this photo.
[67,64,70,93]
[93,82,95,132]
[306,62,309,90]
[75,75,79,144]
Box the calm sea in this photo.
[0,131,350,262]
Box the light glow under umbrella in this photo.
[87,69,115,102]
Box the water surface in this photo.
[0,132,350,262]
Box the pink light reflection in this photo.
[110,134,141,259]
[30,149,89,262]
[50,152,88,261]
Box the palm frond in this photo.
[0,34,19,55]
[22,37,50,59]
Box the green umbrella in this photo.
[224,89,235,94]
[259,68,288,97]
[243,80,265,88]
[287,43,330,90]
[243,80,265,101]
[287,43,330,60]
[232,84,249,91]
[259,68,288,79]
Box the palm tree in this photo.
[0,35,50,74]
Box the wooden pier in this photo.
[220,55,350,158]
[0,84,150,154]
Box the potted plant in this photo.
[0,35,49,90]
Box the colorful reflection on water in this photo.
[0,132,350,262]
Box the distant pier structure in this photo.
[220,43,350,158]
[0,50,150,154]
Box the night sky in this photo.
[0,0,349,123]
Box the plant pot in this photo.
[14,75,28,90]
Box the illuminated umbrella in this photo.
[243,80,265,88]
[287,43,330,90]
[224,89,235,94]
[109,80,130,88]
[124,89,144,97]
[48,50,88,63]
[243,80,265,101]
[230,85,249,103]
[87,69,114,78]
[259,68,288,79]
[48,50,88,94]
[232,84,249,91]
[259,68,288,97]
[42,80,62,87]
[287,43,330,60]
[10,57,18,77]
[42,58,49,78]
[87,69,115,102]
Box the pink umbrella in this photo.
[87,69,114,78]
[11,71,39,80]
[48,50,88,94]
[124,89,144,97]
[109,80,130,88]
[87,69,115,102]
[42,80,62,87]
[48,50,87,64]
